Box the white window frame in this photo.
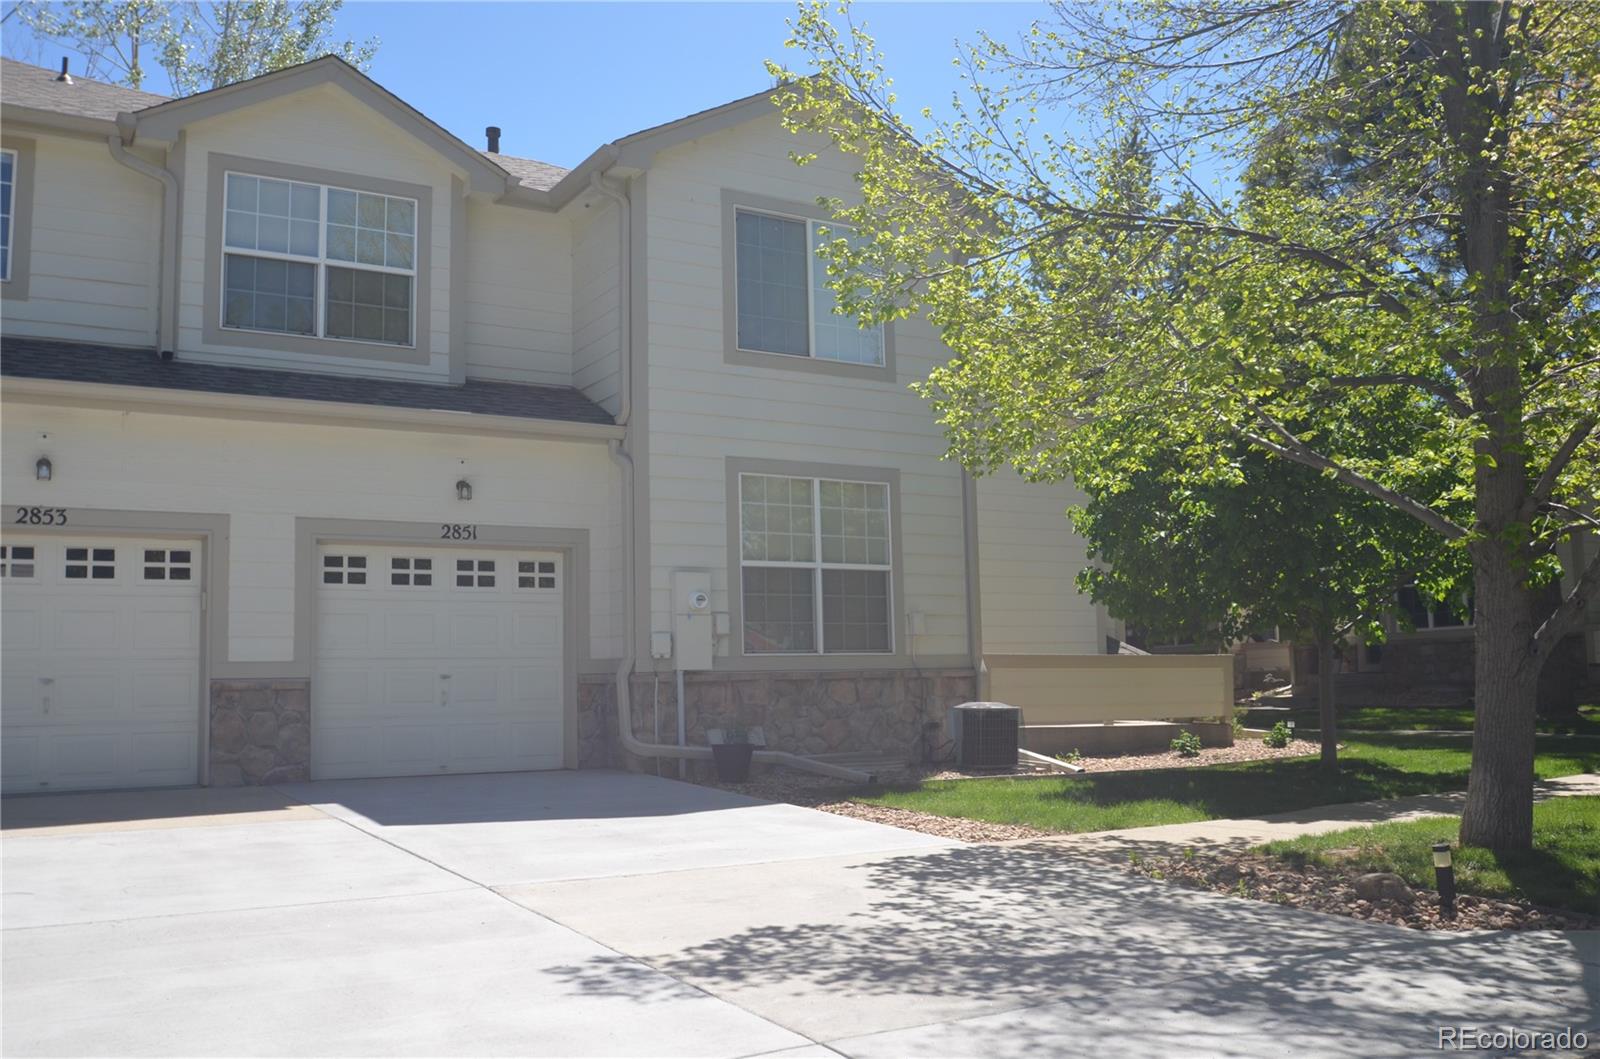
[732,207,884,367]
[738,471,895,655]
[1,147,16,283]
[219,169,418,348]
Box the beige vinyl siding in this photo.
[570,198,622,414]
[463,197,573,386]
[986,654,1233,723]
[174,85,459,381]
[1,401,623,665]
[977,468,1106,654]
[641,116,968,663]
[0,132,161,347]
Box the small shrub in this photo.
[1171,731,1203,757]
[1056,747,1083,765]
[1263,721,1292,748]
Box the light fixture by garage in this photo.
[35,456,52,482]
[455,478,472,502]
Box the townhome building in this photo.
[0,54,1168,793]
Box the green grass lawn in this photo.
[1239,703,1600,735]
[1261,796,1600,915]
[857,735,1600,835]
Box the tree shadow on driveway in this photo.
[547,842,1599,1055]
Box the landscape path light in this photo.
[1432,841,1456,920]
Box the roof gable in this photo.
[129,55,510,195]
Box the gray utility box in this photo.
[950,702,1021,770]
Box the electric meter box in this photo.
[671,569,714,671]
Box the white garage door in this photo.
[1,536,203,793]
[312,544,565,780]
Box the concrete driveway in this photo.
[3,770,1596,1057]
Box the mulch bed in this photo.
[1111,848,1597,932]
[701,762,1596,930]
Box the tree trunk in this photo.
[1458,547,1540,850]
[1317,635,1338,772]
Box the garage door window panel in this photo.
[323,554,368,585]
[65,547,116,581]
[518,560,557,590]
[1,544,36,578]
[391,556,434,586]
[143,548,193,582]
[456,559,495,588]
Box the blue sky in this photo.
[5,2,1042,168]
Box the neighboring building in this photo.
[0,56,1121,792]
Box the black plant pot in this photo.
[711,742,755,783]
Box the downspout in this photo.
[962,467,989,701]
[108,114,176,358]
[593,172,871,785]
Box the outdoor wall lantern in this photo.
[35,456,52,482]
[455,478,472,502]
[1431,841,1456,920]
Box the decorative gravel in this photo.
[1109,848,1596,932]
[1067,737,1322,773]
[811,801,1051,842]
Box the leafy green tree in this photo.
[771,1,1600,849]
[1076,434,1460,770]
[11,0,376,92]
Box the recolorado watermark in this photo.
[1437,1026,1589,1051]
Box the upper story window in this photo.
[222,172,415,347]
[734,209,884,367]
[1,148,16,282]
[739,472,893,654]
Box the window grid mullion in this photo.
[316,184,328,338]
[1,148,14,282]
[812,476,825,653]
[805,220,818,361]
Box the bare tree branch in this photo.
[1324,373,1474,419]
[1238,412,1470,540]
[1522,414,1597,514]
[1532,543,1600,653]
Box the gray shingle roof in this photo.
[2,56,576,191]
[1,337,615,426]
[1,56,169,120]
[485,152,570,192]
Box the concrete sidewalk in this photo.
[1025,772,1600,858]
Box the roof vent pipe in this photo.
[485,126,501,153]
[56,57,73,84]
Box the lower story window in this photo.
[1398,587,1473,630]
[739,472,893,654]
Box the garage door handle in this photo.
[40,677,53,713]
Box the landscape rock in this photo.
[1353,872,1414,904]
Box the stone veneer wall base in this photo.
[209,679,311,786]
[578,668,977,776]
